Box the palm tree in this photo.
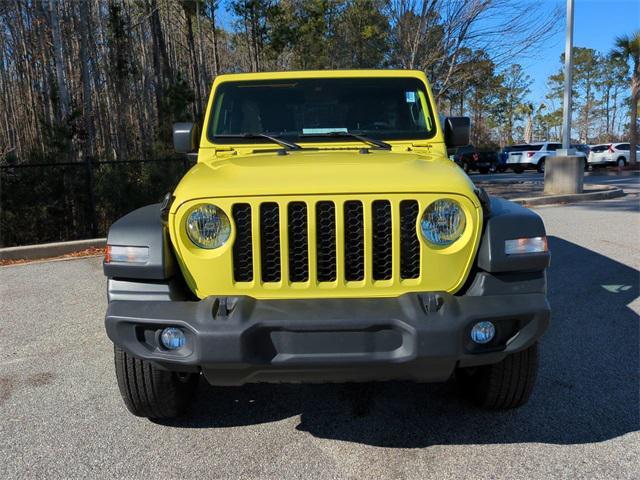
[516,102,535,143]
[612,31,640,165]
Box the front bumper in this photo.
[106,291,549,386]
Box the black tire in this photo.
[114,346,198,419]
[456,342,539,409]
[616,157,626,167]
[536,158,546,173]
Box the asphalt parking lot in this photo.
[1,173,639,479]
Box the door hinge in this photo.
[214,146,236,157]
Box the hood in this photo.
[171,149,478,211]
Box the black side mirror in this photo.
[444,117,470,148]
[173,122,198,153]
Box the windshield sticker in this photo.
[302,127,348,134]
[405,91,416,103]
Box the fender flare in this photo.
[103,204,177,280]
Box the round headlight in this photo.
[185,204,231,249]
[420,199,466,246]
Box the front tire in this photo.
[537,158,546,173]
[617,157,626,168]
[456,342,539,409]
[114,346,198,419]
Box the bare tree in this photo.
[49,0,70,121]
[389,0,560,103]
[613,31,640,164]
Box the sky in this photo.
[525,0,640,104]
[217,0,640,105]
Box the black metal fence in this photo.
[0,157,194,248]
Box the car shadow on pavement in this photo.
[160,236,639,447]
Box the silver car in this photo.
[588,143,639,167]
[506,142,587,173]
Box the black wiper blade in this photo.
[214,133,302,150]
[301,131,391,150]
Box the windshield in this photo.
[208,77,436,144]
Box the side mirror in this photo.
[444,117,470,148]
[173,122,198,153]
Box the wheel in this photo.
[456,342,539,409]
[479,167,489,174]
[514,166,524,174]
[584,162,590,172]
[114,345,198,419]
[617,157,626,168]
[536,158,546,173]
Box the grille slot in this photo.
[316,201,337,282]
[400,200,421,279]
[288,202,309,282]
[372,200,393,280]
[344,201,365,281]
[231,197,423,287]
[260,202,281,282]
[232,204,253,282]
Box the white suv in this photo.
[588,143,638,167]
[506,142,587,173]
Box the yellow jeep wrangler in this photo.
[104,70,550,419]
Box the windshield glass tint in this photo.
[209,78,435,142]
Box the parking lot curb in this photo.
[0,238,106,261]
[512,184,624,207]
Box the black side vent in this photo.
[288,202,309,282]
[316,201,336,282]
[372,200,393,280]
[260,202,281,282]
[400,200,421,279]
[344,201,365,281]
[232,204,253,282]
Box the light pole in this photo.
[545,0,583,195]
[560,0,574,154]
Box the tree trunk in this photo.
[78,0,94,160]
[629,59,639,165]
[185,11,203,119]
[148,0,173,139]
[49,0,70,121]
[209,1,220,76]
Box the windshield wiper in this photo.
[301,131,392,150]
[214,133,302,150]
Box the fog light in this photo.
[470,321,495,344]
[160,327,186,350]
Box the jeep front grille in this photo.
[232,198,421,285]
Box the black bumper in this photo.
[105,292,549,386]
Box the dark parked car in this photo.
[453,145,498,174]
[497,146,512,173]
